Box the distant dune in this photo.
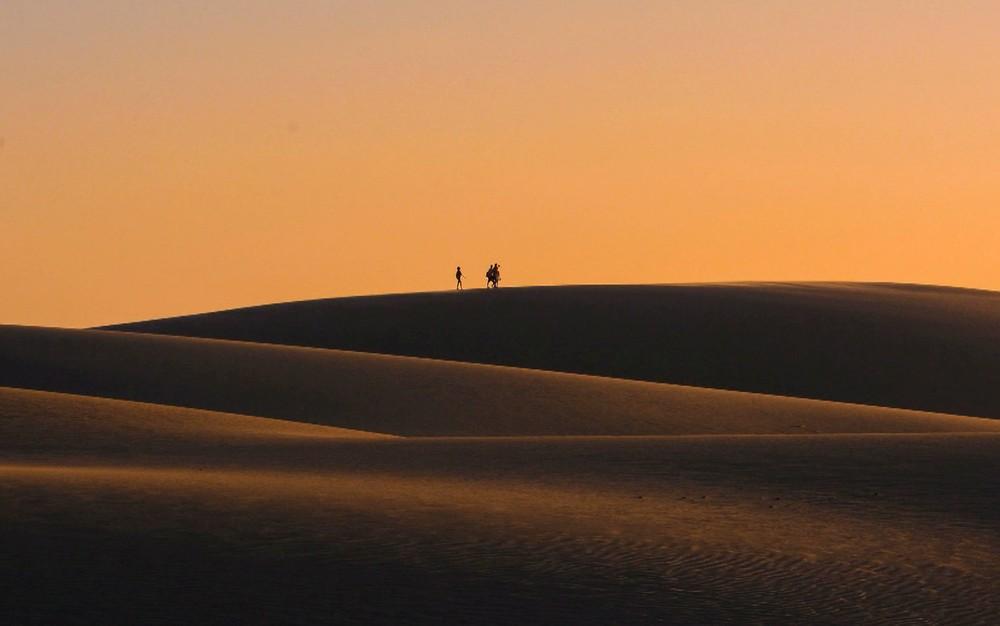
[6,283,1000,623]
[104,283,1000,419]
[3,325,999,437]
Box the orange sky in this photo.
[2,1,999,327]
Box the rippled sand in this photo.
[3,387,999,623]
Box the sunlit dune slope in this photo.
[0,387,389,457]
[2,325,999,436]
[104,283,1000,418]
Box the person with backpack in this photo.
[455,266,463,290]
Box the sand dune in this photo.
[3,325,999,437]
[104,283,1000,418]
[7,284,1000,623]
[4,432,999,623]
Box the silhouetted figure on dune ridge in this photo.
[455,266,463,290]
[486,263,501,289]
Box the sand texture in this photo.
[4,283,1000,624]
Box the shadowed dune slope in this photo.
[104,283,1000,418]
[2,325,999,436]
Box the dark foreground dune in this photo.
[104,283,1000,418]
[3,387,999,624]
[6,283,1000,624]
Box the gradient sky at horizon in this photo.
[3,1,999,326]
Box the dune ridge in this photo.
[103,282,1000,419]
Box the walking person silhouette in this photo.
[455,266,463,290]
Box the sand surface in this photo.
[4,392,999,623]
[5,283,1000,623]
